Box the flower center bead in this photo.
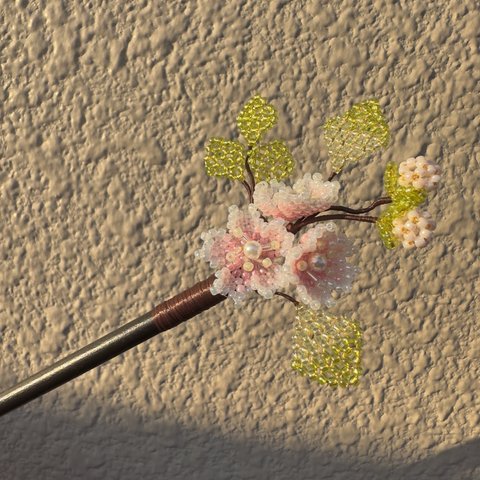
[297,260,308,271]
[243,240,262,260]
[309,253,327,270]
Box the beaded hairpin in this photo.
[0,95,441,416]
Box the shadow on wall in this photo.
[1,406,478,480]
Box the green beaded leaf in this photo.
[376,204,407,249]
[204,137,247,181]
[384,162,399,197]
[248,140,295,183]
[377,162,429,249]
[237,95,277,146]
[291,304,362,388]
[384,162,428,206]
[323,99,390,173]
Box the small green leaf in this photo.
[384,162,399,197]
[204,138,247,181]
[237,95,277,146]
[376,204,406,249]
[323,99,390,173]
[248,140,295,183]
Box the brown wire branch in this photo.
[286,197,392,234]
[275,292,300,306]
[240,148,256,205]
[287,213,378,234]
[244,151,256,193]
[241,151,269,222]
[241,179,253,203]
[328,197,392,214]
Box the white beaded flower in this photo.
[194,204,295,306]
[283,222,358,310]
[253,172,340,222]
[398,156,441,191]
[392,208,436,249]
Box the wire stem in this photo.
[244,148,256,195]
[328,197,392,214]
[286,197,392,234]
[241,180,253,202]
[275,292,300,306]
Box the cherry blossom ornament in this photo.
[0,95,442,417]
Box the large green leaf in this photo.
[323,99,390,173]
[291,304,362,387]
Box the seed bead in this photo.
[243,261,254,272]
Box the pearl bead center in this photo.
[243,240,262,260]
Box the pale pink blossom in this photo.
[195,204,295,306]
[253,172,340,222]
[283,222,358,310]
[398,156,441,191]
[392,208,436,249]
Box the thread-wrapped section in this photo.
[152,275,226,332]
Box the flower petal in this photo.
[253,172,339,222]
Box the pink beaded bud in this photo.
[253,173,340,222]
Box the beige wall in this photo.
[0,1,478,479]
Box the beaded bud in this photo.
[391,208,436,249]
[377,162,430,249]
[398,156,442,192]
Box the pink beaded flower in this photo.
[283,222,358,310]
[253,172,340,222]
[195,204,295,306]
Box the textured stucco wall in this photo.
[1,1,479,479]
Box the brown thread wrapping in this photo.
[151,274,226,333]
